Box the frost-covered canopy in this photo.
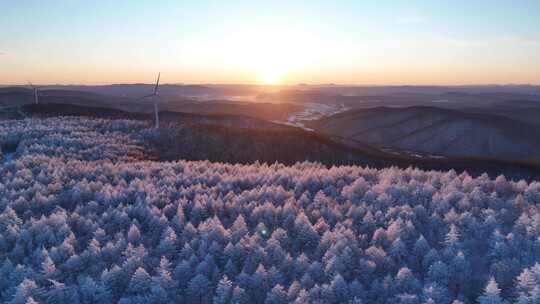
[0,117,539,304]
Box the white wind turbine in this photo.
[28,82,44,104]
[139,73,161,128]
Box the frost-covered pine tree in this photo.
[8,279,38,304]
[231,286,249,304]
[79,276,112,303]
[44,280,80,304]
[128,267,152,295]
[478,278,505,304]
[127,223,141,245]
[329,274,349,303]
[516,268,538,300]
[213,276,233,304]
[265,284,288,304]
[187,274,211,304]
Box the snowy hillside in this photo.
[0,117,539,303]
[310,106,540,161]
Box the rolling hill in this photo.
[308,106,540,162]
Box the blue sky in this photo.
[1,0,539,84]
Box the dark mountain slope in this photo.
[463,103,540,127]
[141,123,540,181]
[171,101,301,121]
[309,106,540,161]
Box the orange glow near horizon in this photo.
[8,67,540,87]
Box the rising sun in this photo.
[259,66,283,85]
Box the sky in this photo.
[1,0,540,85]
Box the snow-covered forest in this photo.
[0,117,539,303]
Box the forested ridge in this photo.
[0,117,539,303]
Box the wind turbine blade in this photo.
[136,94,154,101]
[154,72,161,95]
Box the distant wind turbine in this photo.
[139,73,161,128]
[28,82,44,104]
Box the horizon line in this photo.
[2,82,540,87]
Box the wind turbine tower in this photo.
[139,73,161,128]
[28,82,43,104]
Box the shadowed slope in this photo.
[309,106,540,161]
